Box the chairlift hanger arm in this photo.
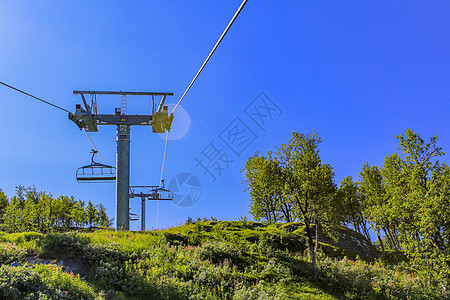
[157,95,167,113]
[80,94,91,112]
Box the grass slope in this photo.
[0,221,443,299]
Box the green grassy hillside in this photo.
[0,221,443,299]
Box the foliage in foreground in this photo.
[0,264,98,300]
[0,221,445,299]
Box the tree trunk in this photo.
[362,219,371,242]
[378,230,385,252]
[305,221,317,281]
[281,202,292,223]
[315,222,319,253]
[383,227,394,249]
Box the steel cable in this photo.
[0,81,109,166]
[171,0,249,114]
[156,130,169,228]
[0,81,71,113]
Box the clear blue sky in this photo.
[1,1,450,231]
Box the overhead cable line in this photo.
[0,81,71,113]
[159,131,169,186]
[159,0,248,226]
[0,80,108,165]
[171,0,249,114]
[156,130,169,228]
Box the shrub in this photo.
[195,241,242,265]
[162,232,187,246]
[233,281,288,300]
[260,259,292,281]
[379,250,408,267]
[317,256,445,299]
[0,243,27,264]
[0,265,99,300]
[256,233,286,257]
[40,233,90,258]
[35,264,98,299]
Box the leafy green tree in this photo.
[3,186,35,232]
[3,197,20,232]
[86,201,98,227]
[338,176,371,241]
[360,129,450,286]
[41,193,57,231]
[54,196,75,229]
[277,131,337,280]
[96,204,112,227]
[0,190,8,222]
[242,153,292,223]
[0,186,112,232]
[13,185,27,209]
[23,196,37,231]
[72,200,86,228]
[382,129,449,284]
[358,164,400,250]
[243,131,339,280]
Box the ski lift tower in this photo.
[69,90,174,231]
[129,185,174,231]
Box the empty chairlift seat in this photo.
[76,162,116,182]
[76,150,116,182]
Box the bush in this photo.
[317,256,444,299]
[379,250,408,267]
[233,281,289,300]
[195,241,242,265]
[40,233,89,258]
[260,259,292,281]
[162,232,187,246]
[0,265,99,300]
[0,221,444,299]
[256,233,287,257]
[0,245,27,265]
[35,264,98,299]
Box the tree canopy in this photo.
[243,128,450,287]
[0,186,113,232]
[359,129,450,285]
[243,131,338,279]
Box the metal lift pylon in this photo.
[69,90,174,231]
[129,185,173,231]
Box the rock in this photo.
[27,256,46,265]
[61,257,91,279]
[318,227,380,260]
[10,261,21,267]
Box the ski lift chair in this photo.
[76,150,116,182]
